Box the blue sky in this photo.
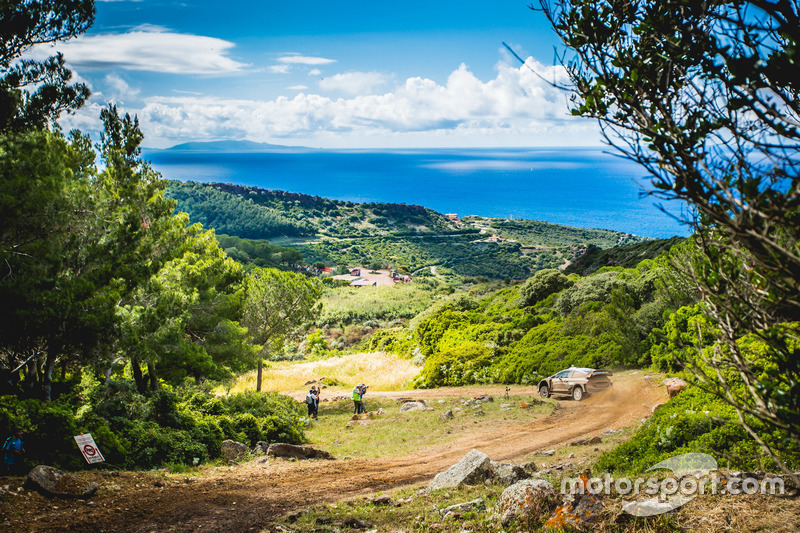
[37,0,602,148]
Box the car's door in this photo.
[551,370,572,394]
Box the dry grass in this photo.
[226,351,421,396]
[675,492,800,532]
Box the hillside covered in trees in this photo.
[167,181,652,280]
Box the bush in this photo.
[594,387,800,475]
[417,342,495,387]
[124,421,207,468]
[0,381,307,471]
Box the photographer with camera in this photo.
[352,383,368,414]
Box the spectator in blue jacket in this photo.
[2,428,25,475]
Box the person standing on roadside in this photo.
[352,383,366,414]
[2,428,25,475]
[306,385,319,419]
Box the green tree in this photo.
[118,223,256,390]
[242,268,323,359]
[0,0,95,130]
[539,0,800,483]
[518,268,573,307]
[0,105,177,399]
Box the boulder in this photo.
[490,461,531,486]
[429,449,492,490]
[496,478,557,525]
[520,461,539,474]
[24,465,98,499]
[663,377,688,398]
[474,395,494,402]
[252,441,270,455]
[400,401,433,413]
[220,439,249,461]
[266,443,334,460]
[439,409,454,421]
[546,493,605,529]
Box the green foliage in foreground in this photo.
[0,380,306,471]
[595,386,800,475]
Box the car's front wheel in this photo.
[539,385,550,398]
[572,387,584,401]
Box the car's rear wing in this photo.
[587,369,613,377]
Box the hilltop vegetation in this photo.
[167,181,651,280]
[166,181,461,240]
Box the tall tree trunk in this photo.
[131,355,147,394]
[147,362,159,391]
[41,350,57,401]
[24,359,38,396]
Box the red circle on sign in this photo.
[83,444,96,456]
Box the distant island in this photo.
[158,140,312,153]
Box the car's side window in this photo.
[556,371,570,378]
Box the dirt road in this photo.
[2,372,666,532]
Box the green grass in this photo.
[270,484,509,533]
[318,282,444,327]
[304,395,555,460]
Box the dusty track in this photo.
[3,373,666,532]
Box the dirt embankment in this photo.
[1,372,666,533]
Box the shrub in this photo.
[417,342,494,387]
[594,387,800,475]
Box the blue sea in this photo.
[143,147,692,239]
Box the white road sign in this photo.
[74,433,105,464]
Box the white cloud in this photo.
[319,71,389,96]
[65,58,597,148]
[268,64,292,74]
[277,54,337,66]
[308,69,322,76]
[30,27,248,74]
[286,85,309,91]
[104,73,140,103]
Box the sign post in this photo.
[74,433,105,464]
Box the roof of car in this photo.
[567,366,595,373]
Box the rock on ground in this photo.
[663,377,688,398]
[220,440,249,460]
[496,478,557,525]
[546,492,605,529]
[266,443,334,460]
[400,401,433,413]
[24,465,98,499]
[429,449,492,490]
[439,497,486,517]
[490,461,531,486]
